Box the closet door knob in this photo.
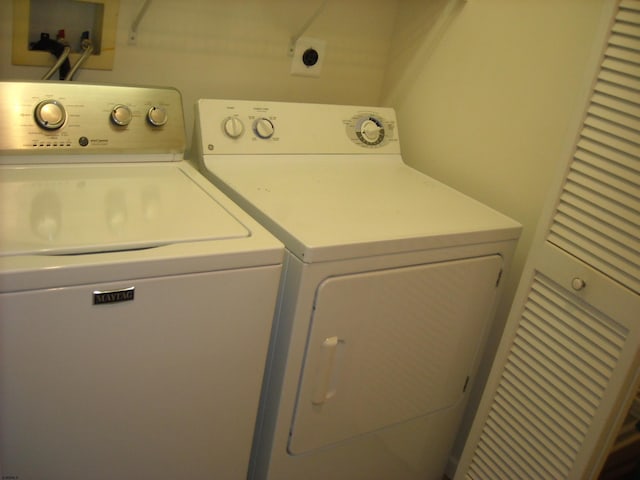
[571,277,586,291]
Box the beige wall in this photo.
[0,0,399,144]
[383,0,610,471]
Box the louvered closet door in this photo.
[455,2,640,479]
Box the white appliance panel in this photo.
[288,255,502,454]
[0,266,280,479]
[0,163,248,256]
[203,155,519,262]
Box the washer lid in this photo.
[203,155,521,262]
[0,164,249,256]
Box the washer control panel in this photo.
[196,99,399,155]
[0,81,185,161]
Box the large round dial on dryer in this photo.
[355,116,385,146]
[34,99,66,130]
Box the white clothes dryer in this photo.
[0,82,283,480]
[192,99,522,480]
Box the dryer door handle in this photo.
[311,336,343,405]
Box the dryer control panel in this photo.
[195,99,400,156]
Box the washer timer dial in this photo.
[34,99,66,130]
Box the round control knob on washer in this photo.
[253,117,275,139]
[223,116,245,138]
[111,104,133,126]
[34,99,66,130]
[147,106,168,127]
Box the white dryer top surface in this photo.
[0,163,249,257]
[203,154,521,262]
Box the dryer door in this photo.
[288,255,503,454]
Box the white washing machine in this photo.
[192,100,522,480]
[0,82,283,480]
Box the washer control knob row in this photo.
[147,106,168,127]
[35,101,169,130]
[253,117,275,139]
[112,105,168,127]
[111,104,133,126]
[34,99,66,130]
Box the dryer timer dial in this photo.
[357,117,385,145]
[348,114,390,147]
